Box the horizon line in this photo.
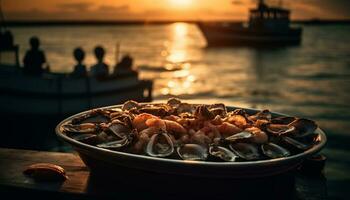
[1,19,350,27]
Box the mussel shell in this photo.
[177,144,208,161]
[194,105,214,120]
[288,118,318,138]
[281,136,312,151]
[261,143,291,159]
[266,124,296,136]
[62,123,98,134]
[209,145,238,162]
[209,103,227,117]
[249,110,272,121]
[146,133,174,157]
[167,97,182,107]
[176,103,195,114]
[71,110,110,124]
[70,133,99,145]
[229,143,261,161]
[138,106,169,117]
[271,116,296,125]
[122,100,140,111]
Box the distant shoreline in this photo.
[1,19,350,27]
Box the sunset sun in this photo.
[168,0,193,8]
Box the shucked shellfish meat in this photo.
[62,98,320,162]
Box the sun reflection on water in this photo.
[167,23,189,63]
[159,22,198,96]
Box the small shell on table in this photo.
[23,163,68,181]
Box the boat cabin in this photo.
[249,0,291,31]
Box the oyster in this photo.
[224,131,253,143]
[229,143,261,161]
[97,122,134,149]
[261,143,291,159]
[107,120,132,138]
[146,132,174,157]
[177,144,208,161]
[209,145,238,162]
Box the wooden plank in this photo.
[0,148,328,200]
[0,148,89,195]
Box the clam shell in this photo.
[146,133,174,157]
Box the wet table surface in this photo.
[0,148,328,200]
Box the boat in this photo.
[198,0,302,46]
[0,30,153,150]
[0,32,153,116]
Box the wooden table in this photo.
[0,148,327,200]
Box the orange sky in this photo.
[3,0,350,21]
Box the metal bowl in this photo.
[56,104,327,178]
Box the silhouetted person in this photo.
[113,54,138,77]
[71,47,87,77]
[0,30,14,49]
[90,46,109,78]
[23,36,48,75]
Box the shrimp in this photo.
[145,118,166,130]
[217,122,242,138]
[163,115,180,122]
[191,130,212,145]
[132,113,159,131]
[139,126,161,137]
[226,115,248,129]
[132,132,150,153]
[163,120,187,136]
[210,115,223,125]
[202,121,221,140]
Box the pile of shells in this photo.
[61,98,320,162]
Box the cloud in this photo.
[97,5,129,12]
[57,2,92,12]
[231,0,244,5]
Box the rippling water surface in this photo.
[9,23,350,198]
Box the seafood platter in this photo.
[56,98,326,178]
